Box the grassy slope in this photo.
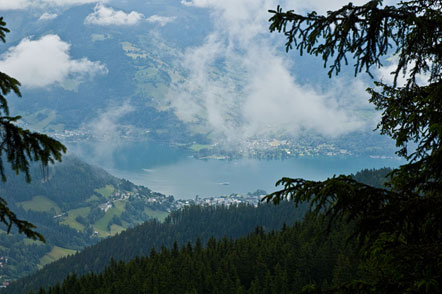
[144,207,168,222]
[94,185,115,198]
[39,246,77,268]
[60,207,91,232]
[189,143,213,152]
[17,196,61,214]
[94,201,126,237]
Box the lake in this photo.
[73,142,403,200]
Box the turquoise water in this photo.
[104,148,403,199]
[73,142,403,199]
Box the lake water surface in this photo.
[86,143,404,199]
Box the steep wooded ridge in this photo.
[6,202,306,294]
[0,156,171,282]
[5,168,389,293]
[33,214,359,294]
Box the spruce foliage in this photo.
[0,18,66,242]
[265,0,442,292]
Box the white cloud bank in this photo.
[84,4,144,26]
[169,0,374,146]
[0,0,104,10]
[0,34,107,88]
[146,15,176,26]
[0,0,31,10]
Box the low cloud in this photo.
[38,12,58,20]
[0,0,31,10]
[80,102,135,167]
[87,102,134,142]
[0,34,107,88]
[169,0,373,147]
[84,4,144,26]
[0,0,104,10]
[376,55,430,87]
[146,15,176,26]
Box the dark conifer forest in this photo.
[4,168,388,294]
[34,213,358,294]
[7,202,306,293]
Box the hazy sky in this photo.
[168,0,384,147]
[0,0,401,149]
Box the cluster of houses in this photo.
[174,192,265,209]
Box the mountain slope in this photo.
[37,213,359,294]
[7,202,307,293]
[3,166,391,292]
[0,156,171,283]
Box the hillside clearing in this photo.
[60,207,91,232]
[17,196,61,214]
[39,246,77,268]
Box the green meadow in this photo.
[17,196,61,214]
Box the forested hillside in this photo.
[1,156,116,206]
[7,202,305,294]
[0,156,171,283]
[34,213,359,294]
[7,167,391,293]
[350,167,391,189]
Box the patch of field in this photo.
[94,201,126,237]
[60,207,91,232]
[121,41,141,52]
[135,82,168,102]
[39,246,77,267]
[91,33,112,41]
[95,185,115,198]
[86,194,100,202]
[17,196,61,214]
[23,239,45,246]
[189,143,213,152]
[110,224,125,235]
[135,67,159,80]
[144,207,169,222]
[127,52,148,59]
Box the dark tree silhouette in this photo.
[264,0,442,293]
[0,18,66,242]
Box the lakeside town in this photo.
[29,126,396,160]
[91,186,266,213]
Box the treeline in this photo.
[34,213,359,294]
[350,167,392,189]
[8,202,306,294]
